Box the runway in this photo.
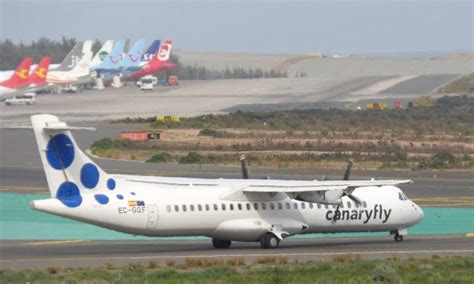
[1,235,473,270]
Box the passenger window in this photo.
[270,203,275,210]
[238,203,242,210]
[174,205,179,212]
[261,203,266,210]
[309,203,314,209]
[198,204,202,211]
[325,205,329,209]
[230,204,234,210]
[302,203,306,209]
[286,203,291,209]
[347,202,351,209]
[278,203,283,210]
[166,205,171,212]
[332,205,337,209]
[363,201,367,208]
[205,204,210,211]
[317,203,321,209]
[340,202,344,209]
[246,203,251,210]
[294,203,298,210]
[254,203,259,210]
[190,205,195,211]
[213,204,218,211]
[182,205,187,212]
[222,204,226,211]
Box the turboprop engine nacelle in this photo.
[291,189,344,205]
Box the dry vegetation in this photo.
[95,96,474,170]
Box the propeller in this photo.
[343,159,353,180]
[240,155,249,179]
[332,159,360,223]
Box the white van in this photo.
[4,93,36,106]
[137,75,157,91]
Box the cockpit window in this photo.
[399,191,409,201]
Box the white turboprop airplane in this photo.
[30,114,424,249]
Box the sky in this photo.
[0,0,472,55]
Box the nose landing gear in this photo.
[391,229,406,242]
[394,234,404,242]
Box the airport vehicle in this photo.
[30,114,424,249]
[168,75,179,86]
[4,93,36,106]
[0,57,34,98]
[129,40,176,79]
[0,56,51,99]
[137,75,157,90]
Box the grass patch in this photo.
[438,73,474,94]
[1,257,472,283]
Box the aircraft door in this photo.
[147,204,159,229]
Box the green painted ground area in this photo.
[0,193,472,240]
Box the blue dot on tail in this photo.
[80,163,100,189]
[46,134,75,170]
[94,194,109,205]
[116,194,123,200]
[131,192,136,196]
[56,181,82,208]
[107,178,116,190]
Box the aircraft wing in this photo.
[242,180,412,193]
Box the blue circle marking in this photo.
[107,178,116,190]
[94,194,109,205]
[80,163,100,189]
[116,194,124,200]
[56,181,82,208]
[130,192,136,196]
[46,134,75,170]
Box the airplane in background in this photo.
[0,57,34,98]
[0,56,51,100]
[29,114,423,249]
[141,40,161,61]
[92,40,125,78]
[128,40,176,79]
[46,41,94,87]
[90,40,114,67]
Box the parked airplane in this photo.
[92,40,125,78]
[30,114,424,249]
[47,41,94,86]
[141,40,161,61]
[90,40,114,67]
[129,40,176,79]
[1,56,51,101]
[0,57,34,98]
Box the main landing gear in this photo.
[394,233,404,242]
[212,238,232,249]
[260,233,280,249]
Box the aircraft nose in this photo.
[414,203,424,223]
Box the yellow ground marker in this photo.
[25,240,88,246]
[465,234,474,238]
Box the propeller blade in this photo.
[343,159,353,180]
[240,155,249,179]
[347,194,361,205]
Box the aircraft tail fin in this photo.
[1,57,34,88]
[90,40,114,67]
[93,40,125,70]
[31,114,115,206]
[71,51,93,75]
[52,41,93,72]
[142,40,161,61]
[29,57,51,86]
[154,40,172,62]
[121,39,145,68]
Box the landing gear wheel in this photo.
[260,233,280,249]
[394,234,403,242]
[212,238,232,249]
